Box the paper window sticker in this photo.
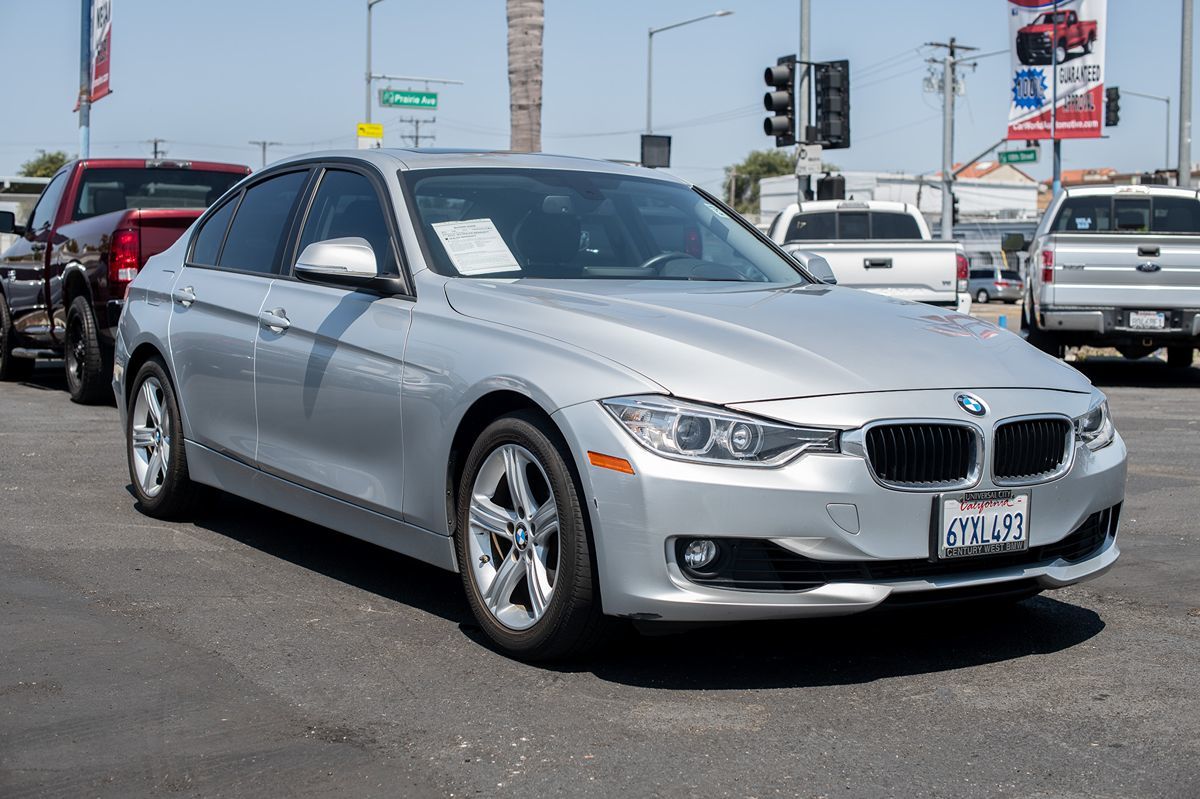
[431,219,522,274]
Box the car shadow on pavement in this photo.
[182,491,472,626]
[20,361,118,406]
[575,596,1105,690]
[1073,357,1200,388]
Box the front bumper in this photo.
[554,388,1126,622]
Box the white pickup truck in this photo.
[1017,184,1200,367]
[767,200,968,309]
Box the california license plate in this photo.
[1129,310,1166,330]
[938,490,1030,559]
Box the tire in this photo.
[1084,34,1095,54]
[126,358,202,520]
[975,289,990,304]
[455,411,608,661]
[1024,318,1065,359]
[1167,346,1195,369]
[1056,41,1068,65]
[0,292,35,382]
[64,295,109,404]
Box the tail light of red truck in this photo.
[109,228,141,297]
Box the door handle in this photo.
[1138,245,1160,257]
[259,307,290,333]
[864,258,893,269]
[172,286,196,306]
[30,242,46,253]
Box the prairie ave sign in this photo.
[999,148,1039,165]
[380,89,438,110]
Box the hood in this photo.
[1018,24,1055,34]
[444,279,1093,404]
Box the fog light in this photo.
[682,539,718,570]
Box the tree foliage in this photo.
[723,150,796,215]
[19,150,71,178]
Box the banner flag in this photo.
[1006,0,1106,140]
[91,0,112,102]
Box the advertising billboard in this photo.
[1006,0,1107,139]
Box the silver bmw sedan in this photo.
[112,149,1126,660]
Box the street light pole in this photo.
[78,0,93,159]
[645,10,732,134]
[1124,90,1172,169]
[366,0,386,124]
[1180,0,1194,188]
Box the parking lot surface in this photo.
[2,359,1199,798]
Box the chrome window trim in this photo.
[841,418,985,493]
[990,412,1076,487]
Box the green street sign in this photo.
[999,148,1039,165]
[379,89,438,110]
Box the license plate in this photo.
[1129,310,1166,330]
[938,490,1030,559]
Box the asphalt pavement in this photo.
[2,355,1199,798]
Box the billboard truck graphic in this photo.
[1006,0,1107,140]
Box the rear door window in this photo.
[218,170,307,274]
[190,196,238,266]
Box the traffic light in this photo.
[814,59,851,150]
[952,193,961,226]
[763,55,797,147]
[1105,86,1120,127]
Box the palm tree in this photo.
[506,0,543,152]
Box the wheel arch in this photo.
[124,341,172,406]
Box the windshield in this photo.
[403,168,806,283]
[1036,12,1069,25]
[72,168,243,220]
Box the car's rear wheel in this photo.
[0,292,34,382]
[1167,346,1195,369]
[455,411,607,660]
[126,358,201,519]
[975,289,990,303]
[65,295,109,404]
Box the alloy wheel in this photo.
[466,444,561,630]
[130,377,171,498]
[67,317,85,382]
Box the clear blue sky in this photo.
[1,0,1196,192]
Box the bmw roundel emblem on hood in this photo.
[955,393,987,417]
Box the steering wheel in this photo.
[638,251,693,273]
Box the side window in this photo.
[190,196,238,266]
[297,170,397,274]
[218,170,307,274]
[969,269,988,280]
[29,171,69,233]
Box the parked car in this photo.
[969,266,1024,304]
[114,149,1126,660]
[1016,10,1098,66]
[1015,184,1200,367]
[0,158,251,401]
[767,200,969,310]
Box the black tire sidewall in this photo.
[65,295,107,404]
[126,358,197,519]
[454,411,599,659]
[0,292,34,381]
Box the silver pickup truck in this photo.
[768,200,968,309]
[1015,185,1200,367]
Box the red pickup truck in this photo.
[0,158,249,402]
[1016,10,1098,66]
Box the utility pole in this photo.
[365,0,387,123]
[78,0,92,159]
[395,117,436,147]
[143,138,167,159]
[927,38,977,240]
[248,140,281,170]
[1180,0,1194,188]
[1051,11,1062,196]
[797,0,811,201]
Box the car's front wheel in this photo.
[455,411,607,660]
[126,359,201,519]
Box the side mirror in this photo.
[294,237,405,293]
[0,210,15,235]
[1001,232,1030,252]
[790,250,837,284]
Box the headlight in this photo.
[1074,398,1114,451]
[601,396,839,467]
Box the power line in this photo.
[142,138,168,158]
[248,140,282,169]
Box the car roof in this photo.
[1062,184,1200,199]
[268,148,689,183]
